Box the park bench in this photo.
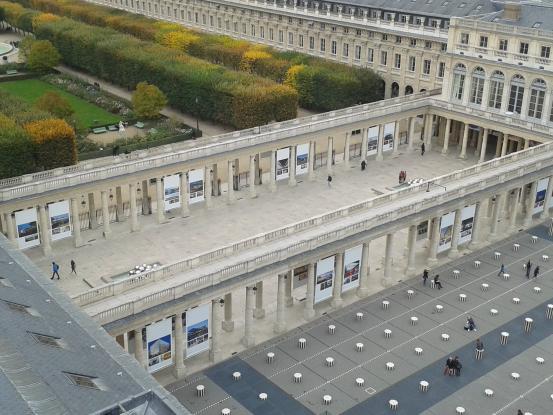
[5,69,18,75]
[92,127,108,134]
[135,121,145,129]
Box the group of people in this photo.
[524,260,540,279]
[51,260,77,280]
[422,269,442,289]
[398,170,407,184]
[443,355,462,376]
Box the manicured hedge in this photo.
[24,118,77,169]
[7,0,384,111]
[30,17,297,129]
[0,114,36,178]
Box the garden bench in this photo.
[135,122,145,129]
[5,69,18,75]
[92,127,108,134]
[107,125,118,131]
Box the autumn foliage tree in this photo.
[24,119,77,169]
[27,39,60,72]
[131,82,167,119]
[0,114,35,178]
[34,91,74,119]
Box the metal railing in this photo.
[75,142,553,323]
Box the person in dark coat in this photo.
[422,269,429,286]
[433,274,442,289]
[525,260,532,278]
[51,262,60,280]
[533,266,540,278]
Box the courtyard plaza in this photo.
[167,225,553,415]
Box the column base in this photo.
[270,184,277,193]
[381,277,393,288]
[103,231,112,240]
[487,233,498,242]
[523,218,533,228]
[330,297,343,308]
[448,249,460,259]
[209,350,220,363]
[42,246,52,257]
[427,257,438,265]
[74,237,84,248]
[273,322,286,334]
[285,297,294,307]
[459,153,467,159]
[441,148,449,155]
[288,179,297,187]
[468,241,482,250]
[222,320,234,332]
[356,287,370,298]
[249,192,257,199]
[173,364,187,379]
[405,266,416,276]
[303,308,316,321]
[253,308,265,319]
[130,224,140,233]
[376,154,383,161]
[241,336,255,348]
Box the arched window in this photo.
[528,79,546,119]
[470,67,486,104]
[488,71,504,109]
[451,63,466,101]
[508,75,525,114]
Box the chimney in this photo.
[503,2,521,20]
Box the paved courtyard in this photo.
[26,149,477,296]
[167,225,553,415]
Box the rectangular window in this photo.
[541,46,551,58]
[299,35,304,47]
[342,43,349,57]
[288,32,293,45]
[423,59,431,75]
[331,40,337,55]
[380,50,387,66]
[408,56,416,72]
[225,20,230,31]
[233,22,238,32]
[382,34,388,41]
[269,28,273,40]
[367,47,374,62]
[194,12,198,22]
[355,45,361,60]
[217,17,221,28]
[209,16,213,26]
[278,30,283,43]
[479,36,488,48]
[438,62,445,78]
[395,36,401,44]
[460,33,469,45]
[424,41,432,49]
[394,53,401,69]
[499,39,508,51]
[309,36,314,49]
[441,43,447,51]
[260,26,264,38]
[410,38,417,47]
[320,38,326,52]
[242,23,247,34]
[519,42,529,54]
[202,14,206,25]
[65,372,100,390]
[251,25,255,36]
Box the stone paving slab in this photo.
[274,332,329,362]
[360,323,414,350]
[304,319,358,348]
[268,364,325,398]
[331,335,387,365]
[331,366,389,402]
[297,382,356,414]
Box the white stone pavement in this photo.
[25,148,475,296]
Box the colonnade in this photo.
[116,171,553,378]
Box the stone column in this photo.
[155,178,166,224]
[128,184,140,232]
[479,128,488,163]
[227,160,235,204]
[205,167,212,208]
[382,233,394,287]
[133,328,146,368]
[173,313,186,377]
[459,123,469,159]
[392,121,400,155]
[343,132,351,168]
[141,181,150,216]
[448,208,462,257]
[178,173,189,216]
[469,201,484,248]
[357,241,370,297]
[326,137,333,173]
[248,156,256,198]
[407,117,416,152]
[540,177,553,219]
[304,263,315,320]
[289,146,297,186]
[441,118,451,155]
[270,150,277,191]
[285,270,293,307]
[222,292,234,332]
[4,213,15,242]
[254,155,261,185]
[501,133,509,157]
[509,187,521,230]
[242,286,255,347]
[427,216,440,264]
[115,186,124,222]
[424,114,433,150]
[70,198,83,247]
[524,139,530,150]
[38,205,51,256]
[475,128,483,156]
[524,181,537,227]
[495,133,503,157]
[253,281,265,319]
[376,126,384,161]
[274,274,286,333]
[331,252,344,307]
[406,223,417,274]
[88,193,97,228]
[212,163,219,196]
[101,190,111,239]
[308,141,315,181]
[361,128,368,159]
[210,299,223,362]
[489,192,506,240]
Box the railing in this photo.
[74,141,553,319]
[0,90,438,200]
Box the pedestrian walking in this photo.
[361,160,366,171]
[497,263,505,277]
[533,266,540,278]
[422,269,429,286]
[421,142,425,156]
[525,260,532,278]
[453,356,462,376]
[70,259,77,275]
[51,262,60,280]
[433,274,442,289]
[327,175,332,188]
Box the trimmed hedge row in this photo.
[11,0,384,111]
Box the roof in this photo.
[0,235,188,415]
[322,0,500,18]
[476,2,553,30]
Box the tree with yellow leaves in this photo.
[24,118,77,169]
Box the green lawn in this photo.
[0,79,119,129]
